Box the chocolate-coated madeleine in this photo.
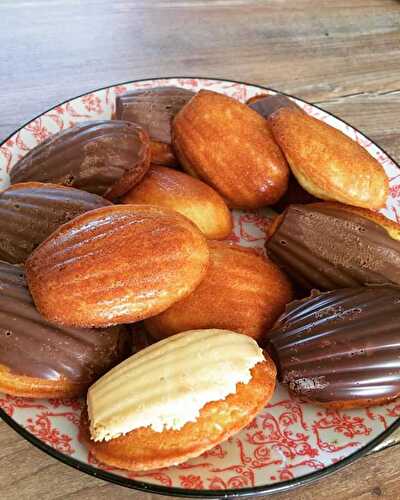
[10,120,151,199]
[0,261,128,398]
[172,90,289,209]
[115,86,195,144]
[248,93,301,117]
[121,165,232,239]
[115,86,195,166]
[262,95,388,209]
[266,202,400,290]
[0,182,111,264]
[26,205,209,328]
[264,286,400,408]
[145,241,293,341]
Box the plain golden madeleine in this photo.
[122,165,233,239]
[26,204,210,327]
[145,241,293,341]
[172,90,289,209]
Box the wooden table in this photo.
[1,1,400,498]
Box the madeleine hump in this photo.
[10,120,151,199]
[25,205,210,327]
[122,165,233,239]
[0,182,111,264]
[172,90,289,209]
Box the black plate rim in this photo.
[1,76,399,499]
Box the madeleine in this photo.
[26,205,209,327]
[115,86,195,166]
[0,182,111,264]
[122,165,232,239]
[262,95,388,209]
[145,241,293,341]
[10,120,151,199]
[172,90,289,209]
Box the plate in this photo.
[1,77,400,498]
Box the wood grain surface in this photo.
[1,0,400,498]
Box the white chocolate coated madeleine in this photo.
[87,329,265,442]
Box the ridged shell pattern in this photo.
[26,205,209,327]
[0,261,127,381]
[266,204,400,290]
[10,120,150,198]
[265,286,400,403]
[88,329,264,440]
[115,86,195,144]
[0,182,111,264]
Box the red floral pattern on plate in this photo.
[0,78,399,492]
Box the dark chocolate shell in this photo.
[115,86,195,144]
[0,261,128,383]
[10,120,151,199]
[264,286,400,407]
[248,94,302,119]
[0,182,111,264]
[266,204,400,290]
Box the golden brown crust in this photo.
[150,141,178,167]
[26,205,210,327]
[172,90,289,209]
[0,363,87,398]
[268,108,389,209]
[79,359,276,471]
[145,241,293,341]
[121,165,233,239]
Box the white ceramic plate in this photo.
[1,77,400,498]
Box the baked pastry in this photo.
[264,286,400,408]
[172,90,289,209]
[0,182,111,264]
[115,86,195,166]
[259,94,388,209]
[145,241,293,341]
[121,165,233,239]
[10,120,151,199]
[26,204,209,328]
[266,202,400,290]
[0,261,128,398]
[80,329,276,471]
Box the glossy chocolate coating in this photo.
[266,204,400,290]
[0,183,111,264]
[10,120,150,198]
[249,94,301,119]
[264,286,400,404]
[0,261,128,382]
[115,86,195,144]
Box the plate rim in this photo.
[1,75,399,498]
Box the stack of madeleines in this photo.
[1,85,399,472]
